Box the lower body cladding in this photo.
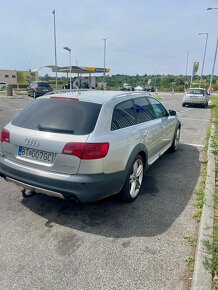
[0,156,126,203]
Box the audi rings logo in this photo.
[25,138,40,147]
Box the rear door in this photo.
[134,96,162,164]
[2,97,101,175]
[106,99,142,172]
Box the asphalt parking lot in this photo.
[0,93,210,290]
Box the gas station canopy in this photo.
[45,65,110,74]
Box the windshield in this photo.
[12,98,102,135]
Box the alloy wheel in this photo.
[129,158,143,198]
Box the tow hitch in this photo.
[21,188,37,198]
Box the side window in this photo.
[111,100,136,131]
[134,97,155,123]
[148,97,168,119]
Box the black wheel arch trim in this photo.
[176,120,181,132]
[124,143,148,174]
[172,120,181,143]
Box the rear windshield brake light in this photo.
[50,97,79,101]
[0,128,10,143]
[62,142,109,159]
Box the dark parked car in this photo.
[145,86,156,92]
[27,81,53,98]
[0,82,8,90]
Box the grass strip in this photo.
[204,97,218,289]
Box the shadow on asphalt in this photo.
[21,144,200,238]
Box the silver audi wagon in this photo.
[0,90,181,202]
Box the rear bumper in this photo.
[35,91,52,97]
[29,90,52,97]
[183,98,208,105]
[0,156,126,202]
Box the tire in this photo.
[119,155,144,202]
[169,127,180,153]
[182,103,185,107]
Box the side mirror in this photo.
[169,109,176,116]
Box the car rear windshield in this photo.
[187,89,204,95]
[37,82,51,87]
[11,98,102,135]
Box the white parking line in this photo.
[179,117,209,121]
[181,142,204,147]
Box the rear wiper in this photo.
[37,124,74,134]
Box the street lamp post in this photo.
[103,37,108,89]
[209,38,218,92]
[185,51,191,89]
[207,7,218,92]
[63,47,72,90]
[52,9,58,90]
[198,32,208,86]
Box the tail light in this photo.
[62,142,109,159]
[0,128,10,143]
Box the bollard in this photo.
[6,85,13,96]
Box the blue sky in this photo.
[1,0,218,76]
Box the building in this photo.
[0,70,17,86]
[0,70,38,87]
[0,65,109,88]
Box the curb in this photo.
[191,124,215,290]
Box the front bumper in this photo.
[0,156,126,203]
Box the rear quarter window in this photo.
[11,98,102,135]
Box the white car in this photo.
[182,88,209,108]
[0,82,7,90]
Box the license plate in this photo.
[18,146,54,163]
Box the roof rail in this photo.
[113,91,149,99]
[45,88,91,95]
